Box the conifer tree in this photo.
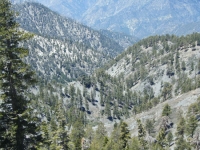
[186,115,198,138]
[0,0,40,149]
[90,123,107,150]
[166,131,173,146]
[137,119,148,149]
[174,136,191,150]
[162,103,171,116]
[129,137,140,150]
[175,116,191,149]
[120,122,131,149]
[145,119,154,135]
[155,128,167,149]
[70,119,85,150]
[104,125,123,150]
[176,116,186,138]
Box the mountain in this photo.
[35,33,200,147]
[82,0,200,38]
[100,33,200,118]
[22,34,110,83]
[14,2,133,82]
[12,0,97,21]
[15,2,124,57]
[99,29,139,49]
[2,1,200,149]
[37,32,200,125]
[12,0,200,38]
[173,21,200,36]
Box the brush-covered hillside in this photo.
[27,33,200,125]
[14,2,141,82]
[14,2,139,83]
[32,33,200,126]
[22,34,110,82]
[14,2,124,57]
[1,0,200,149]
[28,33,200,149]
[75,33,200,120]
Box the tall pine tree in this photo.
[0,0,40,149]
[120,122,131,149]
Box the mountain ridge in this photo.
[15,2,124,57]
[12,0,200,38]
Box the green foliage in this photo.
[186,116,198,138]
[137,119,148,150]
[166,131,173,146]
[70,119,85,150]
[174,137,191,150]
[181,61,186,71]
[145,119,154,135]
[187,103,200,116]
[0,0,40,149]
[155,128,167,149]
[176,116,186,138]
[90,123,107,150]
[81,75,92,88]
[104,125,123,150]
[162,104,171,117]
[161,83,172,100]
[120,122,131,149]
[1,5,200,148]
[129,137,140,150]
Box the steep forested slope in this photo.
[1,1,200,149]
[15,2,123,57]
[22,35,110,82]
[68,33,200,121]
[28,33,200,149]
[14,2,134,83]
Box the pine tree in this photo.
[39,121,51,149]
[186,116,198,138]
[0,0,40,149]
[175,116,191,149]
[176,116,186,138]
[54,101,70,150]
[181,61,186,71]
[155,128,167,149]
[104,125,123,150]
[145,119,154,135]
[90,123,107,150]
[120,122,131,149]
[137,119,148,150]
[70,119,85,150]
[166,131,173,146]
[162,103,171,116]
[129,137,140,150]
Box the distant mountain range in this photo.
[12,0,200,38]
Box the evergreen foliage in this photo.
[0,0,40,149]
[162,104,171,117]
[2,2,200,148]
[137,119,148,150]
[120,122,131,149]
[145,119,154,135]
